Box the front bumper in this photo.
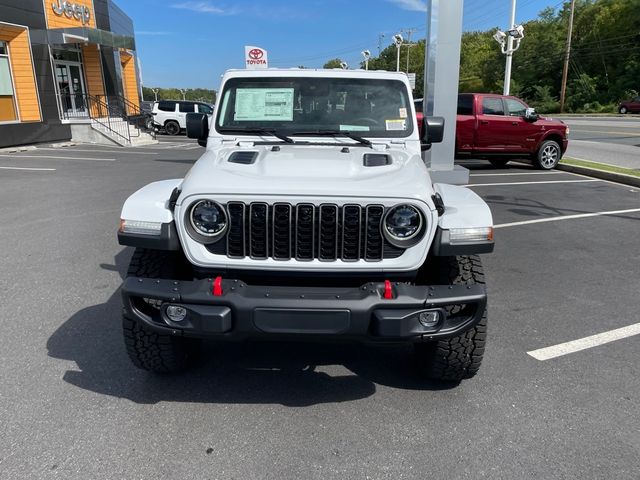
[122,277,486,343]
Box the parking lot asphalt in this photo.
[1,137,639,479]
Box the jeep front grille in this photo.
[209,202,404,262]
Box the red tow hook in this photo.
[213,276,223,296]
[383,279,394,299]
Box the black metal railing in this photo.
[105,94,155,137]
[56,93,155,144]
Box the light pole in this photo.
[152,88,159,101]
[361,50,371,70]
[393,33,403,72]
[493,20,524,95]
[180,88,187,100]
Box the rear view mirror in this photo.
[186,112,209,147]
[421,116,445,146]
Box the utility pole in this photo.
[503,0,517,95]
[404,28,416,73]
[559,0,576,113]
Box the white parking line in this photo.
[469,172,564,176]
[0,155,115,161]
[527,323,640,361]
[467,179,600,187]
[36,148,157,155]
[495,207,640,228]
[0,166,56,171]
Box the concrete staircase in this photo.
[90,118,157,146]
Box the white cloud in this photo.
[171,1,238,15]
[387,0,427,12]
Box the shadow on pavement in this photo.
[47,249,453,406]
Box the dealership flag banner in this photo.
[245,46,268,69]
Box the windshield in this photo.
[216,76,413,139]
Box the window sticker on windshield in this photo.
[234,88,294,121]
[385,119,406,131]
[340,124,370,132]
[399,107,407,118]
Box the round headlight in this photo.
[383,204,424,246]
[189,200,227,237]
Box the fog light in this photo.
[165,305,187,323]
[418,310,441,328]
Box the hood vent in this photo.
[228,151,258,165]
[363,153,391,167]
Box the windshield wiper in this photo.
[291,130,372,147]
[219,127,294,143]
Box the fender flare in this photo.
[118,179,183,250]
[431,183,494,256]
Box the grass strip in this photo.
[561,158,640,178]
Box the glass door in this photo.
[55,62,87,116]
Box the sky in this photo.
[125,0,564,89]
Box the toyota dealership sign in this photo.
[245,46,268,69]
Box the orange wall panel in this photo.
[0,96,17,121]
[46,0,96,29]
[81,44,105,99]
[1,27,41,123]
[120,51,139,113]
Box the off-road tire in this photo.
[123,248,200,373]
[164,120,181,136]
[534,139,561,170]
[414,255,487,382]
[489,158,509,168]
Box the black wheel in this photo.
[619,106,628,114]
[164,120,181,136]
[489,158,509,168]
[535,140,561,170]
[414,255,487,382]
[122,248,200,373]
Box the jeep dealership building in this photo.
[0,0,140,147]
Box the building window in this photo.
[0,40,18,122]
[52,47,82,63]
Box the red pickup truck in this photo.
[416,93,569,170]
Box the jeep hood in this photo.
[178,144,434,202]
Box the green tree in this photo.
[323,58,345,69]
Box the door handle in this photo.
[512,121,519,126]
[480,120,489,125]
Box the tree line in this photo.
[141,86,216,104]
[324,0,639,113]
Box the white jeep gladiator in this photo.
[117,68,494,382]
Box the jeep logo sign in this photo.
[245,45,268,69]
[51,0,92,25]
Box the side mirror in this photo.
[524,107,539,122]
[186,112,209,147]
[421,116,445,146]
